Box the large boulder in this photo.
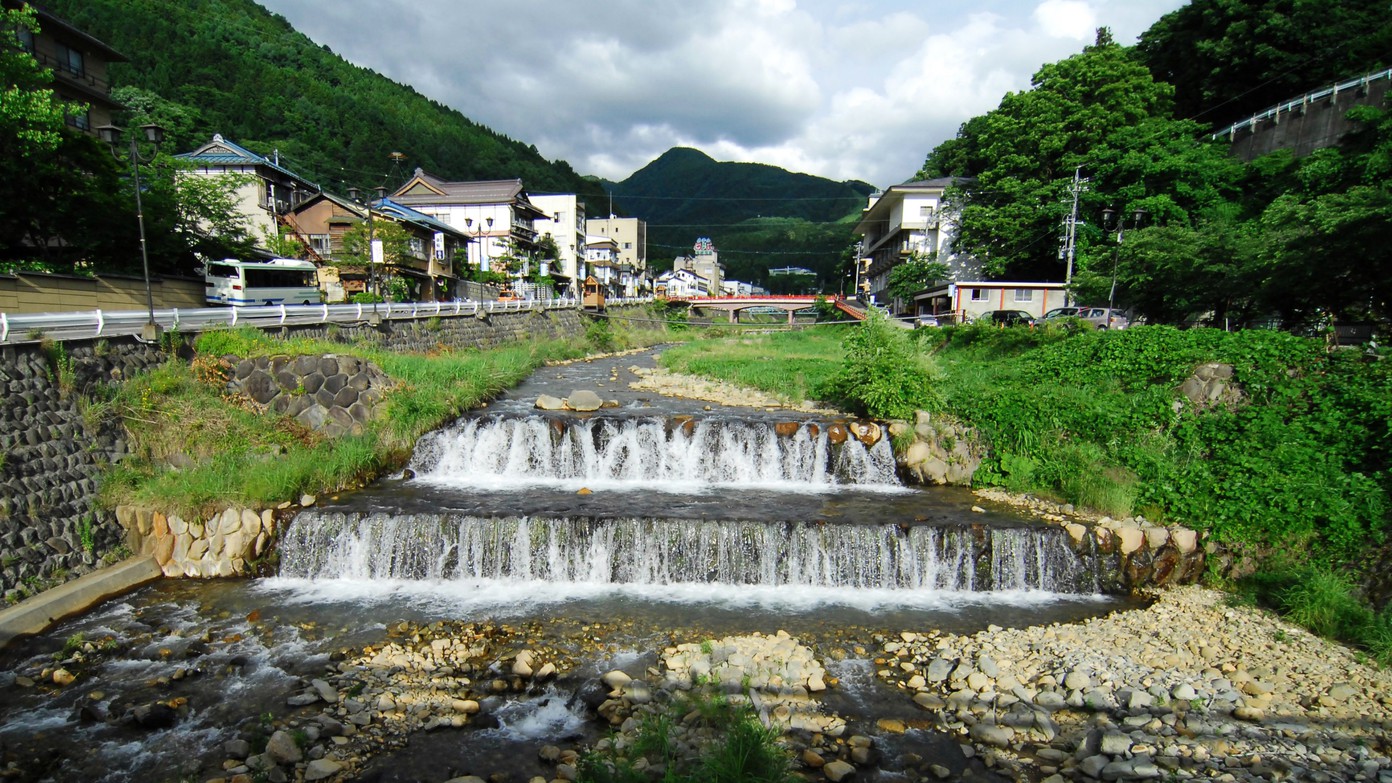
[566,390,603,412]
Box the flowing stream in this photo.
[0,349,1130,782]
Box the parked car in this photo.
[976,309,1036,327]
[914,313,941,328]
[1075,307,1130,330]
[1042,306,1081,321]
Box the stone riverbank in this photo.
[167,587,1390,783]
[877,585,1392,782]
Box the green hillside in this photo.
[45,0,607,203]
[607,148,874,290]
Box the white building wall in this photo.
[418,204,511,273]
[530,194,586,290]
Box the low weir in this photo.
[279,414,1106,596]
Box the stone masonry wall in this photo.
[224,354,392,438]
[0,306,624,597]
[0,338,166,602]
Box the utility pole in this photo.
[1062,166,1086,306]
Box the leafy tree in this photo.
[0,5,68,158]
[262,226,307,259]
[1137,0,1392,128]
[341,219,411,270]
[1251,106,1392,326]
[887,253,949,304]
[919,29,1237,283]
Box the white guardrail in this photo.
[0,297,654,344]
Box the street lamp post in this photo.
[1102,206,1147,324]
[97,123,164,342]
[348,185,386,322]
[464,216,494,287]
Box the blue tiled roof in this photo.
[176,134,320,190]
[375,198,466,238]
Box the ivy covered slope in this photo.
[45,0,605,201]
[929,323,1391,562]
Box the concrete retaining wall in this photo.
[0,271,206,315]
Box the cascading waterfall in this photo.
[407,415,899,491]
[278,414,1105,595]
[279,512,1099,593]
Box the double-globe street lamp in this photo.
[463,216,493,292]
[96,123,164,342]
[1102,206,1147,325]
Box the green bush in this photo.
[815,311,942,419]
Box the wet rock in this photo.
[823,759,856,781]
[304,758,342,781]
[535,394,566,411]
[131,702,178,729]
[566,390,603,411]
[265,729,303,765]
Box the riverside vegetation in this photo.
[94,309,676,521]
[659,315,1392,664]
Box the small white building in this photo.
[176,134,320,252]
[656,268,714,298]
[914,281,1069,323]
[390,170,548,277]
[585,234,620,293]
[853,178,980,312]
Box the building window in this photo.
[919,206,935,218]
[409,237,425,256]
[55,43,84,77]
[17,28,34,54]
[623,242,632,249]
[1014,289,1033,302]
[969,288,987,302]
[64,106,90,131]
[309,235,332,255]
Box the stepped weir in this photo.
[279,414,1105,596]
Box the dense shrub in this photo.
[936,325,1392,560]
[815,312,942,419]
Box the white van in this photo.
[205,258,320,306]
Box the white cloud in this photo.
[259,0,1187,188]
[1033,0,1100,41]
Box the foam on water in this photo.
[254,576,1107,618]
[488,685,590,741]
[409,415,902,493]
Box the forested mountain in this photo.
[43,0,606,202]
[605,147,874,290]
[917,2,1391,329]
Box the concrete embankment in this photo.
[0,556,161,649]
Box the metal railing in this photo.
[1210,67,1392,141]
[0,297,653,345]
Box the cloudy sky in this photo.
[259,0,1186,190]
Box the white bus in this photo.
[205,258,321,306]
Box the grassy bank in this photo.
[97,309,677,519]
[656,318,1392,661]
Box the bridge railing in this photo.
[0,297,654,345]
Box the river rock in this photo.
[602,670,632,689]
[535,394,566,411]
[566,390,603,411]
[265,730,302,764]
[822,760,855,781]
[304,758,342,781]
